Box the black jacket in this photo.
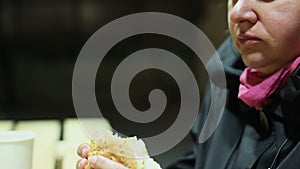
[167,37,300,169]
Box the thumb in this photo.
[88,156,128,169]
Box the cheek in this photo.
[264,4,300,47]
[266,18,300,56]
[284,31,300,58]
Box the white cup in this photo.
[0,131,36,169]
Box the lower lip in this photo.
[238,38,261,46]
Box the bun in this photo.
[85,131,161,169]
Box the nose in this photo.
[229,0,258,25]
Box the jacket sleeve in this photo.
[165,150,197,169]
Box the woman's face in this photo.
[228,0,300,75]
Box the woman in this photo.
[77,0,300,168]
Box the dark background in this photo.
[0,0,228,120]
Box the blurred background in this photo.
[0,0,229,120]
[0,0,229,166]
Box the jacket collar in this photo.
[279,65,300,136]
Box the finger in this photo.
[89,156,128,169]
[76,159,88,169]
[77,143,90,158]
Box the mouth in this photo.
[237,34,262,46]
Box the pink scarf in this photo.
[238,57,300,110]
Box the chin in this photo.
[241,53,266,68]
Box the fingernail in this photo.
[89,156,97,165]
[79,159,87,168]
[82,148,88,157]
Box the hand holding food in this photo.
[83,131,161,169]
